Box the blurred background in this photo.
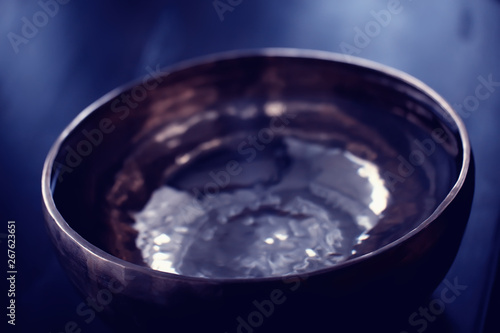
[1,0,499,332]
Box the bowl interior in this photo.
[50,53,464,279]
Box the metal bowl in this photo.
[42,49,474,332]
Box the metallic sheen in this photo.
[42,49,474,332]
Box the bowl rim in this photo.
[41,48,472,283]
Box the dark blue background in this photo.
[1,1,499,332]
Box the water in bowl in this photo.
[132,136,390,279]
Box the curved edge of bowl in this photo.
[41,48,473,284]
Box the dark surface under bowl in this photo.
[41,50,474,332]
